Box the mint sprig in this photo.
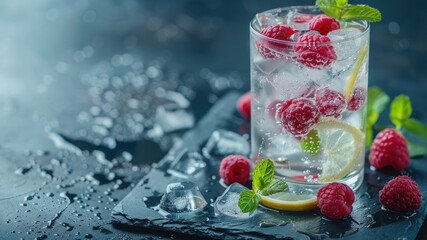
[367,87,427,158]
[316,0,382,23]
[238,159,288,213]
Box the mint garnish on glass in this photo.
[238,159,288,213]
[316,0,381,22]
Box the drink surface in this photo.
[250,6,369,192]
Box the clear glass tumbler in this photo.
[250,6,369,194]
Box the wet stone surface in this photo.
[112,93,427,240]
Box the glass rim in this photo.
[249,5,370,46]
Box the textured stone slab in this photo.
[112,92,427,239]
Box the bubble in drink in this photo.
[202,130,250,158]
[159,182,208,215]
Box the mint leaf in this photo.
[390,95,412,130]
[366,87,390,147]
[252,159,275,190]
[315,0,341,19]
[238,189,261,213]
[404,118,427,140]
[340,5,382,22]
[261,179,289,196]
[407,140,427,158]
[335,0,348,7]
[300,129,321,156]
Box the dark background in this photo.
[0,0,426,239]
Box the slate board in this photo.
[111,92,427,240]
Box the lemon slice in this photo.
[260,192,317,211]
[315,120,364,182]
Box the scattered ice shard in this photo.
[327,28,363,61]
[159,182,208,215]
[154,106,194,133]
[214,183,254,218]
[167,149,206,178]
[202,130,250,158]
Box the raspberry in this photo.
[309,14,340,35]
[277,98,320,136]
[314,87,346,117]
[294,33,337,69]
[317,182,355,219]
[219,155,250,185]
[379,176,422,212]
[369,129,410,171]
[237,92,251,119]
[347,87,366,111]
[257,24,297,59]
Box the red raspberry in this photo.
[257,24,297,59]
[294,33,337,69]
[369,129,410,171]
[347,87,366,111]
[219,155,250,185]
[314,87,346,117]
[237,92,251,119]
[309,14,340,35]
[379,176,422,212]
[317,182,355,219]
[277,98,320,136]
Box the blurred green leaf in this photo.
[407,140,427,158]
[404,118,427,140]
[390,95,412,130]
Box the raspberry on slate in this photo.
[219,155,250,185]
[237,92,251,119]
[277,98,320,136]
[314,87,346,117]
[294,33,337,69]
[317,182,355,219]
[347,87,366,111]
[369,129,410,171]
[257,24,297,59]
[379,176,422,213]
[309,14,340,35]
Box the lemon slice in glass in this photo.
[260,192,317,211]
[315,120,364,182]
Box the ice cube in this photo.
[202,130,250,158]
[154,106,194,133]
[253,55,282,75]
[159,182,208,215]
[286,11,314,31]
[253,12,284,31]
[214,183,254,218]
[327,28,363,61]
[167,149,206,178]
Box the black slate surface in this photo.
[111,92,427,240]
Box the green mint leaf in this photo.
[261,179,289,196]
[367,87,390,126]
[315,0,341,19]
[238,189,261,213]
[252,159,275,190]
[366,86,389,147]
[335,0,348,7]
[403,118,427,140]
[340,4,382,22]
[390,95,412,130]
[407,140,427,158]
[300,129,321,156]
